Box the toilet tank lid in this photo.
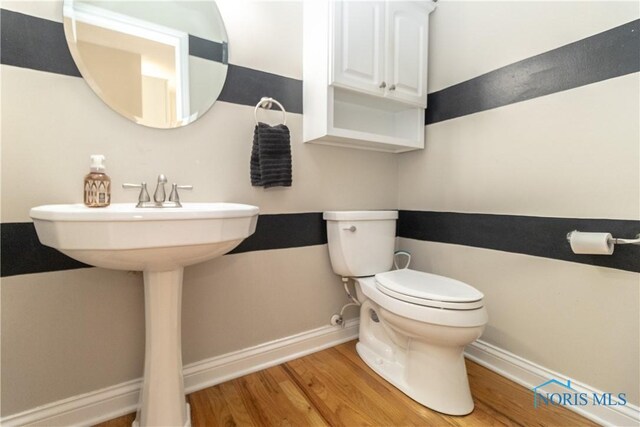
[323,210,398,221]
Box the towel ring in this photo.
[254,97,287,126]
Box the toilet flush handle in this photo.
[343,225,356,232]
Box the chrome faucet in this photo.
[123,175,192,208]
[153,174,168,203]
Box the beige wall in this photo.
[427,1,640,92]
[398,0,640,406]
[2,0,639,418]
[0,0,397,416]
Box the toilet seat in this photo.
[375,269,484,310]
[355,276,488,327]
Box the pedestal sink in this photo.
[30,203,259,427]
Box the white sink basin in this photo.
[30,202,259,271]
[29,202,259,427]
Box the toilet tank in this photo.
[323,210,398,277]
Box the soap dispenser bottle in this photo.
[84,155,111,207]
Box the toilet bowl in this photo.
[324,210,488,416]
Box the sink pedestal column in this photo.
[134,268,190,427]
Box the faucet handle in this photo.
[122,182,151,205]
[168,184,193,204]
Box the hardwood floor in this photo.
[96,341,598,427]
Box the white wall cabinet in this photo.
[331,1,386,96]
[331,1,430,107]
[304,0,436,153]
[385,2,430,106]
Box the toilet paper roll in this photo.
[569,231,614,255]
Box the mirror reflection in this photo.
[63,0,228,129]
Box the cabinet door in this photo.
[385,2,429,107]
[331,1,386,95]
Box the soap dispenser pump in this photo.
[84,154,111,207]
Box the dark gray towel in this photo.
[251,122,292,188]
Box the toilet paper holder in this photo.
[566,230,640,246]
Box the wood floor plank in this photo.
[466,361,599,427]
[283,357,376,426]
[464,399,521,427]
[93,340,599,427]
[268,366,328,426]
[188,388,216,426]
[231,365,327,427]
[217,380,258,427]
[190,384,240,427]
[286,345,456,426]
[232,375,273,426]
[94,412,136,427]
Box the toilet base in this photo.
[356,341,407,394]
[356,340,474,416]
[355,297,478,416]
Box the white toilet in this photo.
[324,210,488,416]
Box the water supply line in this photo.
[330,278,360,328]
[330,251,412,328]
[393,250,412,270]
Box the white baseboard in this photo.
[182,318,359,393]
[466,340,640,427]
[1,319,359,427]
[0,379,142,427]
[4,324,637,427]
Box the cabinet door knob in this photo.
[379,81,386,89]
[389,84,396,91]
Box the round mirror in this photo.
[63,0,228,129]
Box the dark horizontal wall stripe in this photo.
[219,64,303,114]
[0,213,326,277]
[0,9,303,115]
[9,9,636,124]
[229,213,326,254]
[426,19,640,125]
[188,35,226,64]
[4,211,638,276]
[0,9,80,77]
[399,211,640,273]
[1,223,91,277]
